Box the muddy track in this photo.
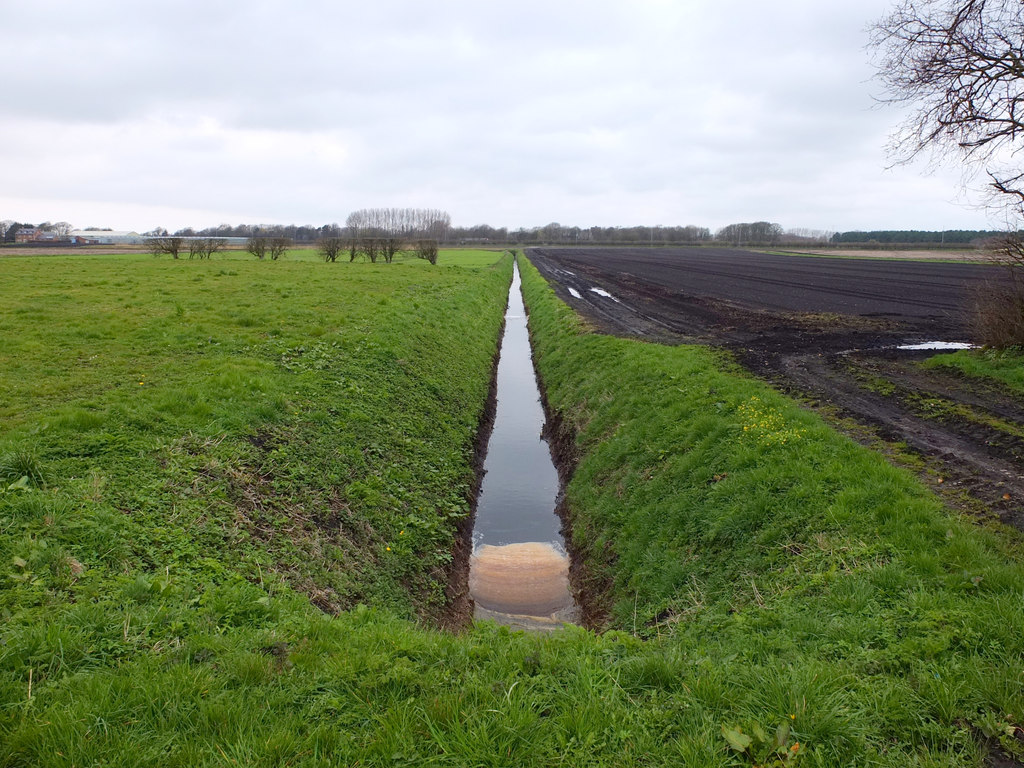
[527,247,1024,531]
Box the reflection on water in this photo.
[896,341,975,350]
[470,543,578,631]
[470,260,577,629]
[473,263,561,548]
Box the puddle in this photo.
[589,287,620,301]
[896,341,976,351]
[567,287,582,299]
[470,260,578,630]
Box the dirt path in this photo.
[528,247,1024,530]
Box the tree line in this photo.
[831,230,1014,245]
[7,216,1014,251]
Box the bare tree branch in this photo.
[871,0,1024,212]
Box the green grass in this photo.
[3,248,1024,766]
[0,250,512,620]
[923,348,1024,396]
[2,246,506,267]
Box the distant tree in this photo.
[539,222,563,243]
[5,223,29,243]
[363,237,381,264]
[0,220,14,241]
[148,237,185,259]
[414,239,439,265]
[188,238,224,260]
[345,208,451,262]
[246,236,268,260]
[53,222,73,240]
[871,0,1024,215]
[268,237,291,260]
[715,222,783,244]
[318,236,344,262]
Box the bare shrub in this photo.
[318,237,344,262]
[246,236,268,259]
[381,236,402,264]
[188,238,224,260]
[148,237,184,259]
[972,235,1024,347]
[268,237,291,260]
[363,238,381,264]
[414,239,439,265]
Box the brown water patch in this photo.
[470,542,578,631]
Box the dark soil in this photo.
[528,246,1024,532]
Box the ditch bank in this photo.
[435,255,514,631]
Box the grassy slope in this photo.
[0,251,510,617]
[520,254,1024,766]
[923,348,1024,396]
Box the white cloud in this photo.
[0,0,1001,232]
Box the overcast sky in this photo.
[0,0,1004,233]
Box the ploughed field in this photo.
[529,246,1024,528]
[528,246,994,339]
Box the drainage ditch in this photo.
[468,259,580,631]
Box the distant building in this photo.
[14,228,40,243]
[69,230,144,245]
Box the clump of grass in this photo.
[0,446,45,487]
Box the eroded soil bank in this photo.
[528,246,1024,530]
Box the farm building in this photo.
[14,228,45,243]
[69,230,144,245]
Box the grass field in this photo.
[2,249,1023,766]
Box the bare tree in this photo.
[413,239,439,265]
[363,237,381,264]
[246,236,268,260]
[148,237,185,259]
[268,237,291,260]
[53,222,73,240]
[188,238,224,260]
[345,208,450,263]
[318,236,344,262]
[871,0,1024,213]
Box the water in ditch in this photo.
[469,260,579,631]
